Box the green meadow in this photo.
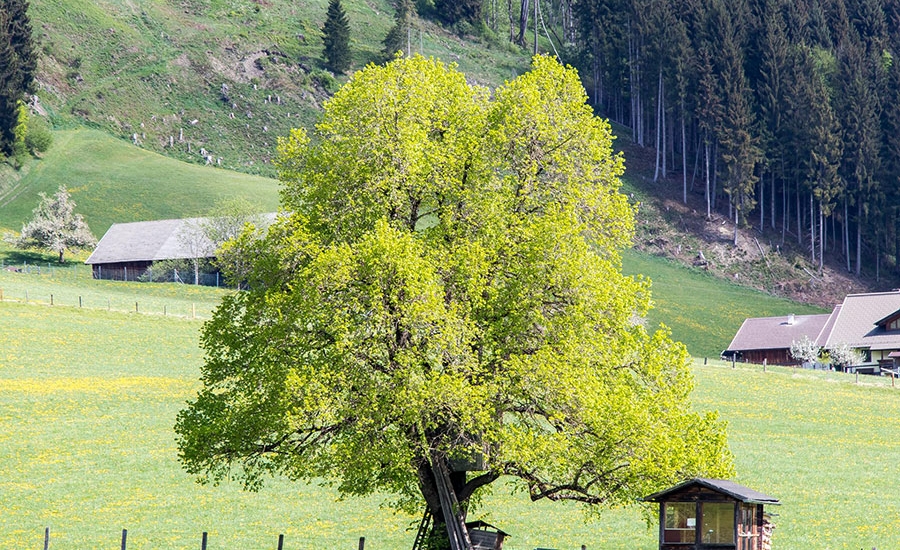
[2,257,900,549]
[0,129,281,236]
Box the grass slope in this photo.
[28,0,529,176]
[2,284,900,548]
[0,129,280,235]
[622,250,828,358]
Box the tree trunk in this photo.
[845,199,851,273]
[856,201,862,277]
[705,140,711,219]
[810,193,815,265]
[654,68,662,182]
[516,0,529,46]
[733,196,739,246]
[682,111,687,204]
[507,0,515,42]
[819,202,824,272]
[760,171,765,231]
[771,170,776,230]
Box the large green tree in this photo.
[175,55,732,547]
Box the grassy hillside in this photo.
[0,128,280,235]
[622,250,828,358]
[2,281,900,548]
[28,0,529,177]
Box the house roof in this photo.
[85,218,214,265]
[823,291,900,351]
[725,313,833,352]
[643,478,780,505]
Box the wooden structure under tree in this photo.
[644,478,779,550]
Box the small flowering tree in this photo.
[16,185,95,263]
[790,335,820,365]
[827,343,863,370]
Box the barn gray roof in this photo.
[85,218,211,265]
[725,313,833,352]
[85,214,277,265]
[823,291,900,351]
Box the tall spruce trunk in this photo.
[856,201,862,276]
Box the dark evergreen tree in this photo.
[434,0,482,25]
[322,0,351,74]
[0,0,36,157]
[383,0,415,59]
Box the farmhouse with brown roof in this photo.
[725,290,900,372]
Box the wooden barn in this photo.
[644,478,779,550]
[85,218,215,282]
[722,313,833,366]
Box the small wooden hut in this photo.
[644,478,779,550]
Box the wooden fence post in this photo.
[121,529,127,550]
[277,534,284,550]
[201,531,208,550]
[79,296,82,308]
[358,536,366,550]
[50,294,53,306]
[43,527,49,550]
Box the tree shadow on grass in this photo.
[0,248,78,267]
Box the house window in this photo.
[701,502,736,544]
[664,502,697,543]
[889,319,900,331]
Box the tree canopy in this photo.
[15,185,95,262]
[175,55,732,546]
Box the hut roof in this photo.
[644,478,780,505]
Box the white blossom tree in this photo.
[827,343,863,370]
[16,185,95,262]
[790,335,821,365]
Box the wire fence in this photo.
[0,260,222,320]
[38,528,372,550]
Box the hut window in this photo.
[664,502,696,543]
[701,502,736,544]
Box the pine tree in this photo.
[435,0,482,25]
[322,0,351,74]
[0,0,35,158]
[383,0,415,59]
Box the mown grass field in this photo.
[4,280,900,549]
[0,238,897,548]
